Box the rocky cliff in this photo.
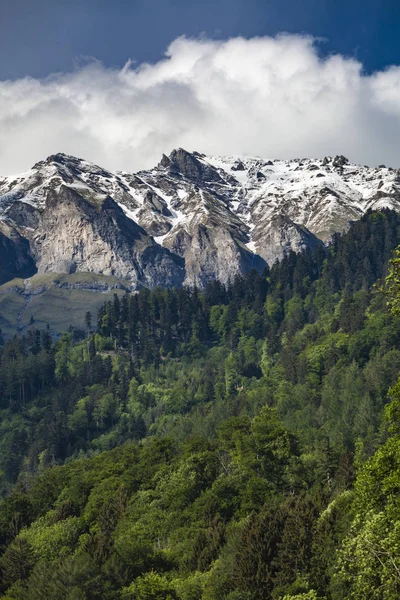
[1,149,399,288]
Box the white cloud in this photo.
[1,34,400,175]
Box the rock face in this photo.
[0,159,184,289]
[31,186,184,288]
[1,149,400,288]
[0,225,36,284]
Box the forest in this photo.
[0,209,400,598]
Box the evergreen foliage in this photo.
[0,209,400,597]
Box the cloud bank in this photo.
[2,34,400,174]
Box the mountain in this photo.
[1,149,400,290]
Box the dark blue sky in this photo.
[0,0,399,79]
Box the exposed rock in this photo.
[232,161,246,171]
[161,148,224,183]
[5,201,40,229]
[333,155,349,168]
[10,184,183,288]
[1,149,400,290]
[250,212,322,265]
[0,225,36,284]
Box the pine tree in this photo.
[85,311,92,337]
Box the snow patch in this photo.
[246,240,257,253]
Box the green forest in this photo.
[1,209,400,599]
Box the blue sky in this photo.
[0,0,399,79]
[1,0,400,173]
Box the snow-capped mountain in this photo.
[1,148,400,288]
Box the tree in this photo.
[1,537,35,585]
[121,571,177,599]
[85,311,92,337]
[382,247,400,315]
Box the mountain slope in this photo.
[0,160,184,288]
[1,149,400,288]
[0,272,133,338]
[1,211,400,599]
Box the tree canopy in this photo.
[0,209,400,598]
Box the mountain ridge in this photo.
[1,148,400,289]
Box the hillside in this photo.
[0,273,134,338]
[0,211,400,598]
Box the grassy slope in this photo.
[0,272,131,338]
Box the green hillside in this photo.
[1,210,400,598]
[0,273,133,339]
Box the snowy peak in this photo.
[200,153,400,256]
[159,148,226,184]
[1,149,400,289]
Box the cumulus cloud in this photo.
[1,34,400,174]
